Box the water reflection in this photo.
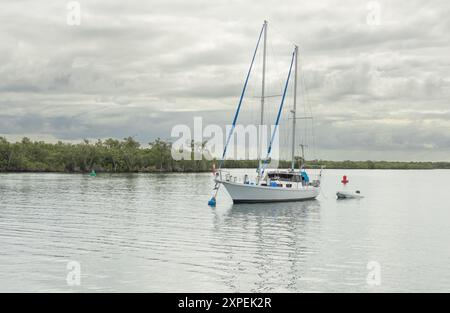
[211,200,321,292]
[229,200,320,217]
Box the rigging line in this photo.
[301,62,318,162]
[218,22,265,169]
[251,94,283,98]
[300,61,311,162]
[260,49,296,176]
[295,51,317,163]
[297,57,308,150]
[267,34,286,100]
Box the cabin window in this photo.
[268,173,302,182]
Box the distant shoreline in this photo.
[1,163,450,174]
[1,137,449,173]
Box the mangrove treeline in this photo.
[0,137,449,173]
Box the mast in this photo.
[291,45,298,170]
[257,20,267,180]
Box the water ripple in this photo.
[1,171,449,292]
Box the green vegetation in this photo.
[0,136,204,173]
[0,137,449,173]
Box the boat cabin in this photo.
[267,171,302,182]
[259,170,311,188]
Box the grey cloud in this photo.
[0,0,449,161]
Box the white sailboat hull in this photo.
[219,180,320,203]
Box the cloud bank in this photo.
[0,0,449,160]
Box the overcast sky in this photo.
[0,0,449,161]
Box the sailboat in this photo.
[208,21,322,205]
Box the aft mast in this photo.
[257,20,268,181]
[291,45,298,170]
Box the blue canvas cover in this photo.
[301,171,310,183]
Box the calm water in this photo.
[0,169,449,292]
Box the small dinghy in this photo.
[336,190,363,199]
[336,175,363,199]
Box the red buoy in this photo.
[341,175,349,185]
